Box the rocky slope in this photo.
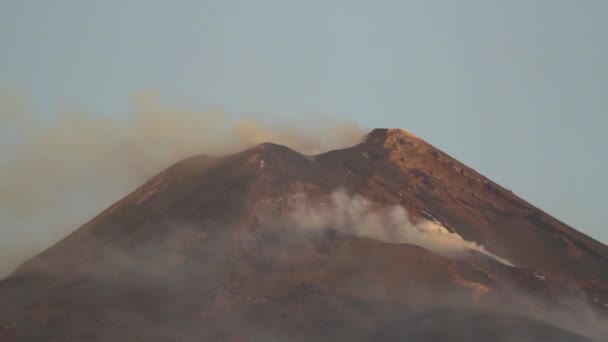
[0,128,606,341]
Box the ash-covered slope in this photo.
[0,128,606,341]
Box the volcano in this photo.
[1,128,607,341]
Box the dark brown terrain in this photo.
[1,128,607,341]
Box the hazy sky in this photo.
[1,1,607,242]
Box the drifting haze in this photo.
[0,91,364,278]
[285,189,513,266]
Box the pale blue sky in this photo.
[1,0,607,242]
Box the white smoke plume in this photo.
[285,189,514,266]
[0,90,364,278]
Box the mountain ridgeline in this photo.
[1,128,606,341]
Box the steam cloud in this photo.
[281,191,608,339]
[0,90,364,278]
[285,189,514,266]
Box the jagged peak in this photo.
[238,141,315,171]
[363,129,422,153]
[364,128,418,145]
[245,141,307,159]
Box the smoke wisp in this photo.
[0,90,364,278]
[284,189,514,266]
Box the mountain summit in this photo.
[1,129,606,341]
